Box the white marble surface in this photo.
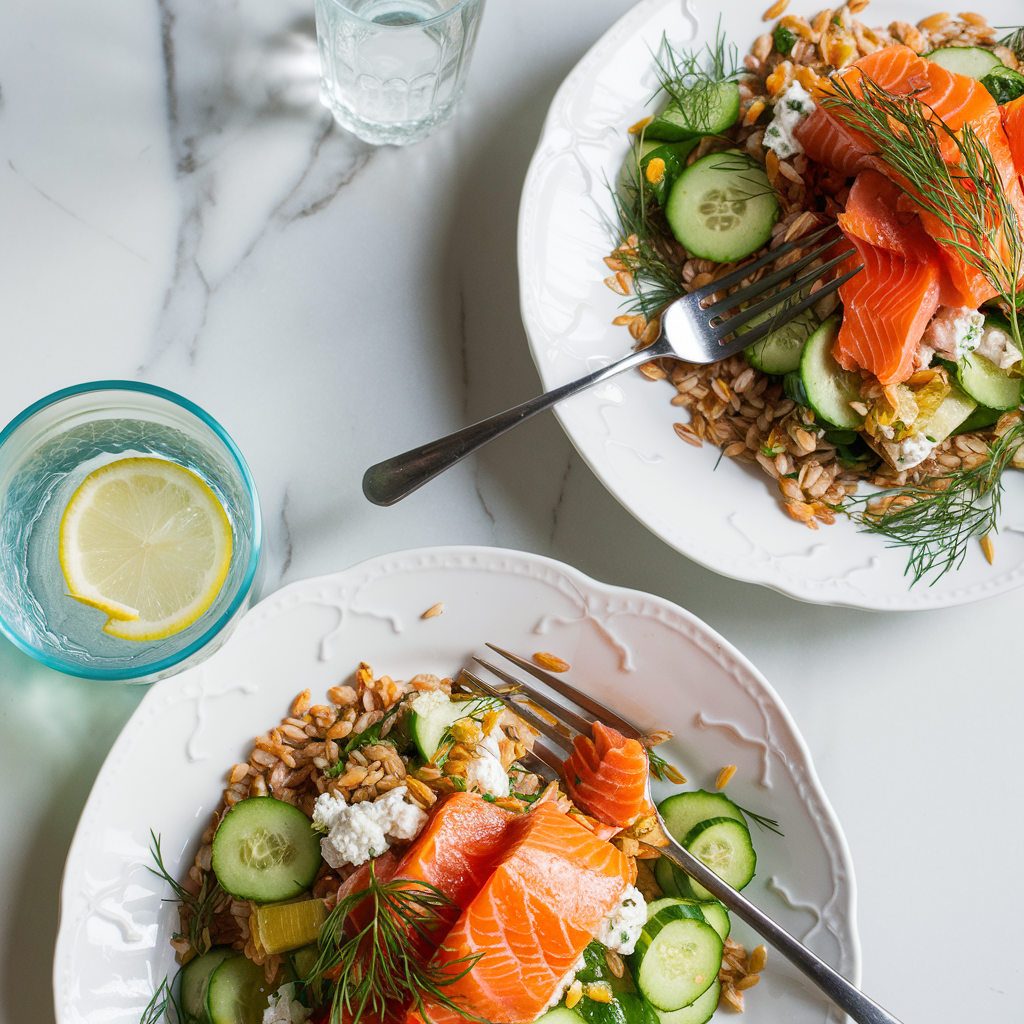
[0,0,1021,1021]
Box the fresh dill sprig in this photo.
[305,864,488,1024]
[140,973,185,1024]
[997,26,1024,62]
[822,74,1023,345]
[735,805,784,838]
[429,696,505,769]
[148,831,223,958]
[647,748,687,785]
[650,24,742,117]
[849,421,1024,585]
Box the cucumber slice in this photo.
[924,46,1001,79]
[739,308,819,374]
[916,385,976,443]
[955,403,1002,433]
[535,1009,585,1024]
[682,817,757,900]
[645,81,741,142]
[409,695,500,761]
[630,909,723,1011]
[654,855,684,898]
[799,315,864,429]
[665,152,779,263]
[211,797,322,903]
[658,790,746,845]
[644,898,730,942]
[206,954,274,1024]
[955,352,1022,411]
[981,65,1024,104]
[287,943,320,982]
[654,981,721,1024]
[180,947,237,1024]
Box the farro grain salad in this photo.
[144,661,778,1024]
[608,5,1024,582]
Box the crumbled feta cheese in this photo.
[312,786,428,869]
[409,688,450,717]
[921,306,985,362]
[464,723,510,799]
[763,82,816,159]
[263,983,311,1024]
[892,432,938,469]
[975,322,1023,370]
[544,953,588,1009]
[596,885,647,956]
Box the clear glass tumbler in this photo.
[314,0,485,146]
[0,382,263,683]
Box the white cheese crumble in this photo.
[464,722,510,799]
[545,954,588,1009]
[596,885,647,956]
[408,688,450,717]
[975,322,1023,371]
[312,785,428,869]
[263,983,311,1024]
[892,432,938,470]
[919,306,985,367]
[763,81,816,159]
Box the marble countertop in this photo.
[1,0,1022,1021]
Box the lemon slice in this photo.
[59,457,233,641]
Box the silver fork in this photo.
[363,228,861,506]
[461,644,903,1024]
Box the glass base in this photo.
[322,91,461,146]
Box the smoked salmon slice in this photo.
[563,720,652,829]
[834,233,941,384]
[1002,96,1024,180]
[412,801,635,1024]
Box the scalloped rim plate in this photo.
[54,545,856,1024]
[517,0,1024,610]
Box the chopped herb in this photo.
[735,805,784,837]
[773,24,797,55]
[140,974,183,1024]
[148,831,222,958]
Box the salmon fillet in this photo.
[412,802,635,1024]
[1002,96,1024,180]
[564,721,652,829]
[834,233,941,384]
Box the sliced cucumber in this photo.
[955,403,1002,433]
[655,981,721,1024]
[682,817,757,900]
[206,954,274,1024]
[630,908,723,1011]
[644,897,730,942]
[654,855,684,898]
[658,790,745,845]
[916,385,976,443]
[180,947,237,1024]
[535,1009,585,1024]
[287,943,320,982]
[924,46,1002,79]
[665,152,778,263]
[645,81,741,142]
[955,352,1023,411]
[799,315,864,429]
[409,695,500,761]
[211,797,322,903]
[981,65,1024,104]
[740,308,819,374]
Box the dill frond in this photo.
[850,422,1024,585]
[647,748,686,785]
[140,972,184,1024]
[305,864,490,1024]
[735,805,784,837]
[997,26,1024,62]
[148,831,223,958]
[650,23,742,116]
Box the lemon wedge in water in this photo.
[59,457,232,641]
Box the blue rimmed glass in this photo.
[0,382,263,683]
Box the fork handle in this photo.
[661,838,902,1024]
[361,337,673,506]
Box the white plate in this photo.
[517,0,1024,610]
[54,545,856,1024]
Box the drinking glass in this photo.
[0,382,263,683]
[314,0,485,145]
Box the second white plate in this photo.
[517,0,1024,609]
[53,546,856,1024]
